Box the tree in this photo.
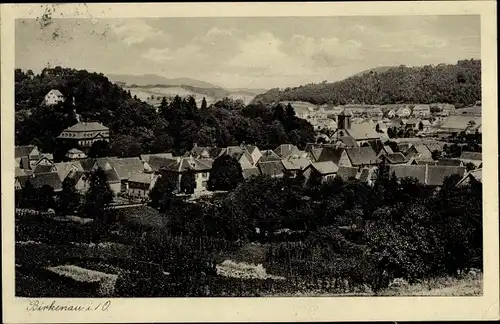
[83,167,114,223]
[207,155,244,191]
[20,179,36,208]
[375,123,381,133]
[200,97,208,110]
[110,135,143,157]
[286,103,295,118]
[88,140,110,158]
[180,168,196,194]
[57,177,80,215]
[149,175,177,211]
[37,185,56,211]
[418,121,424,131]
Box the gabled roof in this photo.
[104,167,121,183]
[245,145,259,155]
[426,166,466,187]
[242,167,261,179]
[338,136,358,148]
[383,152,407,164]
[282,157,311,171]
[338,109,352,117]
[382,145,394,154]
[311,161,339,175]
[15,167,32,178]
[33,164,55,174]
[358,168,375,183]
[459,151,482,161]
[148,156,178,172]
[128,172,156,185]
[29,172,63,191]
[78,158,97,172]
[61,122,108,133]
[258,161,285,177]
[346,147,379,166]
[437,159,463,166]
[207,147,226,159]
[457,168,482,187]
[345,124,381,141]
[161,157,213,173]
[67,148,85,155]
[274,144,300,158]
[316,146,344,163]
[141,153,173,163]
[336,166,358,181]
[258,150,281,163]
[15,145,38,158]
[407,144,433,159]
[108,157,145,180]
[425,142,442,153]
[48,89,64,97]
[308,147,323,162]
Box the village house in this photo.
[126,172,159,198]
[140,153,173,165]
[336,166,359,181]
[380,152,409,165]
[404,144,433,160]
[44,89,66,106]
[242,167,261,179]
[396,105,412,118]
[258,150,282,163]
[281,156,311,177]
[412,104,430,117]
[386,109,396,119]
[418,120,432,131]
[57,121,110,149]
[302,161,339,183]
[336,109,381,146]
[344,146,380,170]
[459,151,482,168]
[401,118,419,130]
[388,164,466,187]
[456,168,482,187]
[91,157,149,193]
[15,172,63,193]
[257,160,285,178]
[159,156,213,194]
[377,145,394,158]
[15,145,40,170]
[66,148,87,160]
[437,159,464,167]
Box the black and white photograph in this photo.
[2,2,499,322]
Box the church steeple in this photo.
[337,109,352,130]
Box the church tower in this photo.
[337,109,352,130]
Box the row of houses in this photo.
[15,136,481,200]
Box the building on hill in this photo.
[159,156,213,193]
[57,122,110,149]
[44,89,66,106]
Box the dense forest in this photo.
[15,67,315,159]
[252,60,481,107]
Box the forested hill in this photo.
[252,59,481,108]
[15,67,315,160]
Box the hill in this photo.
[107,73,221,89]
[15,67,314,159]
[352,66,394,78]
[252,59,481,108]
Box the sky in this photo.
[15,15,481,89]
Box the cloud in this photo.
[142,44,205,63]
[110,20,170,45]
